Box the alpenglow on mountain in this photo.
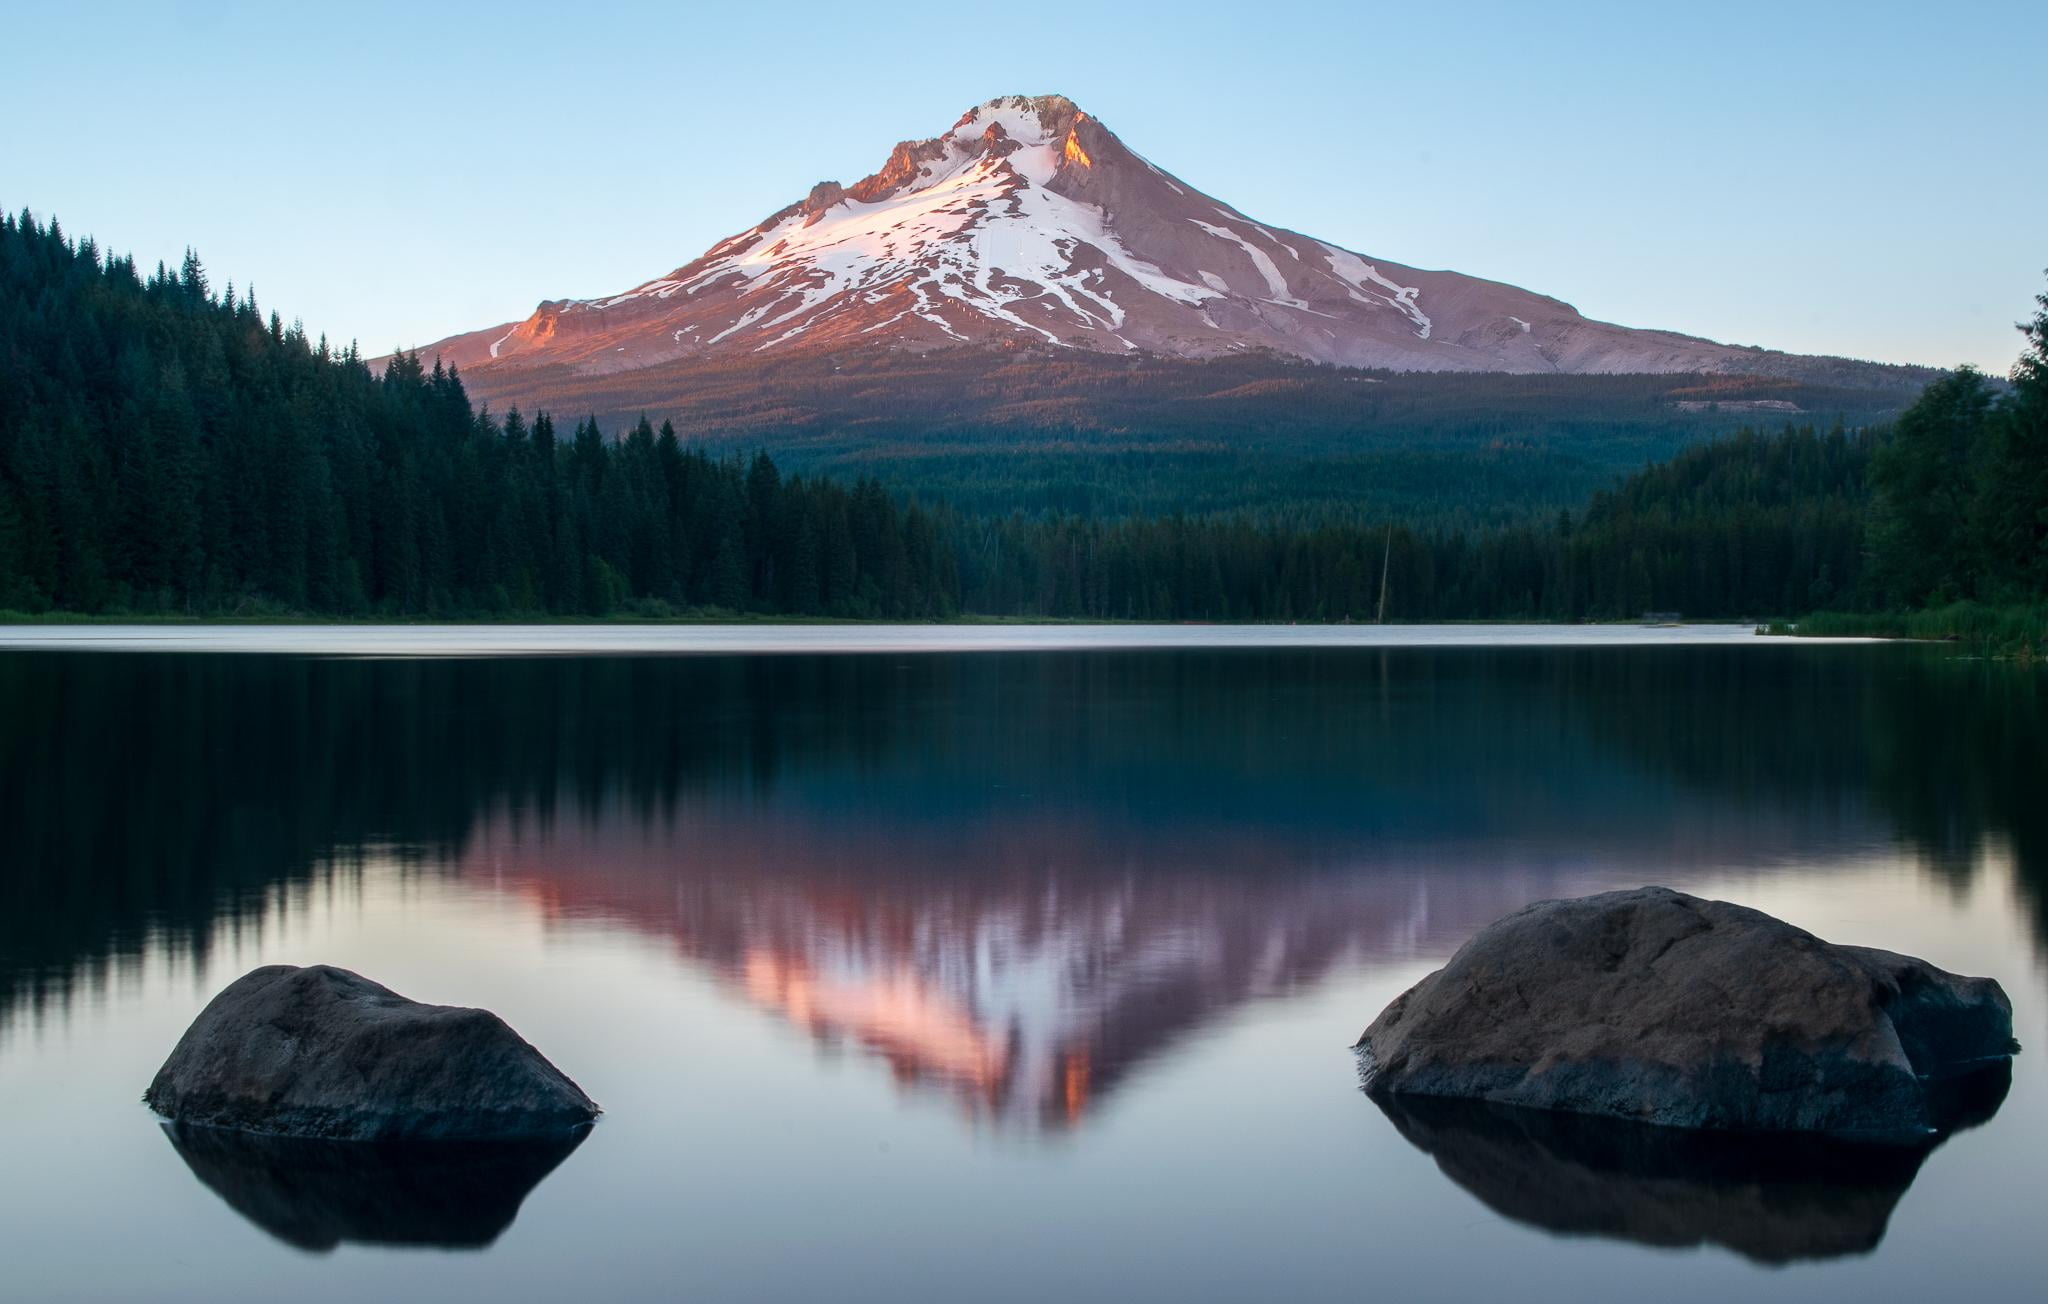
[416,94,1875,378]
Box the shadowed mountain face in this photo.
[1370,1062,2012,1264]
[409,94,1933,425]
[160,1124,589,1252]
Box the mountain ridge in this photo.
[409,94,1928,389]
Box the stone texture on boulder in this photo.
[1357,887,2016,1141]
[145,965,599,1141]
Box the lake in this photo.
[0,626,2041,1302]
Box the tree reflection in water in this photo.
[3,646,2041,1134]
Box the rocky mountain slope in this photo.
[411,95,1918,387]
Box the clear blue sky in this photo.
[6,0,2042,370]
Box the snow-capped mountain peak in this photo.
[418,95,1871,380]
[561,93,1237,358]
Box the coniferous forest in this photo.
[1,211,2042,623]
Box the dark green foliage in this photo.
[945,424,1874,621]
[1788,602,2048,658]
[461,341,1928,525]
[1863,279,2048,610]
[0,213,954,618]
[5,215,2039,625]
[1866,369,1994,606]
[1972,281,2048,598]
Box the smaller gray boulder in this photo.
[145,965,599,1141]
[1357,887,2015,1141]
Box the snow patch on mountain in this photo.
[413,93,1898,383]
[582,96,1218,354]
[1319,244,1432,340]
[1188,219,1303,307]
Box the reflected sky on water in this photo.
[0,634,2042,1301]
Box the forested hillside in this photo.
[451,343,1923,524]
[1779,286,2048,649]
[0,212,956,616]
[944,423,1871,620]
[1861,315,2048,609]
[3,213,2028,623]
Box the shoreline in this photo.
[0,622,1878,657]
[0,611,1780,629]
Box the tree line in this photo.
[0,212,955,617]
[1,210,2040,621]
[957,424,1871,620]
[1861,287,2048,609]
[466,313,1928,522]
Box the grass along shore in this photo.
[1765,602,2048,659]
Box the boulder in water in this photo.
[145,965,599,1142]
[1357,887,2015,1141]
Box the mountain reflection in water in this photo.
[461,810,1572,1129]
[2,640,2046,1299]
[2,646,2044,1137]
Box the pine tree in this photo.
[1867,369,1992,606]
[1973,278,2048,597]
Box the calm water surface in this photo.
[0,627,2041,1302]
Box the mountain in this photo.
[412,94,1922,388]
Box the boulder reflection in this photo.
[160,1123,590,1252]
[1369,1062,2011,1263]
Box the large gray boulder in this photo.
[145,965,599,1141]
[1357,887,2016,1141]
